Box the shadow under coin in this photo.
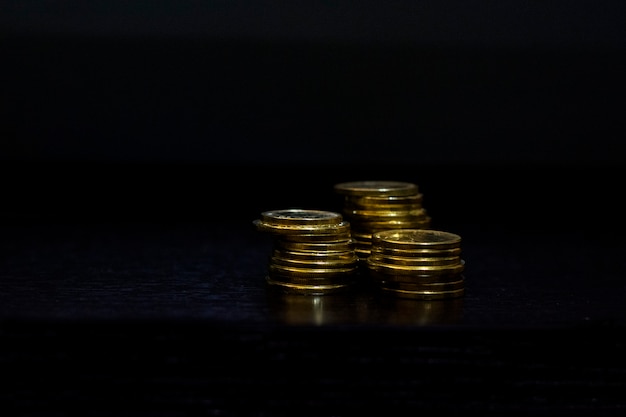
[266,285,464,326]
[372,294,464,326]
[265,289,373,325]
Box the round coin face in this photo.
[260,209,343,226]
[333,181,419,197]
[372,229,461,249]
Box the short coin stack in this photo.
[366,229,465,299]
[333,181,432,262]
[253,208,359,295]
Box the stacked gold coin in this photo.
[333,180,432,262]
[366,229,465,299]
[253,208,358,295]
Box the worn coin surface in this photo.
[333,180,419,197]
[372,229,461,250]
[260,208,343,226]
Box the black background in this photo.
[2,2,626,415]
[3,1,626,228]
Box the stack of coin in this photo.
[366,229,465,299]
[253,208,359,295]
[333,180,432,262]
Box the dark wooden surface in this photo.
[1,203,625,327]
[1,163,626,416]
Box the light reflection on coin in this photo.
[260,208,343,226]
[334,181,419,197]
[370,246,462,257]
[368,253,462,266]
[347,193,424,207]
[274,240,355,253]
[253,219,352,235]
[367,258,465,275]
[265,277,353,295]
[379,287,465,300]
[372,229,461,250]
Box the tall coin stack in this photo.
[366,229,465,299]
[253,208,359,295]
[333,181,432,263]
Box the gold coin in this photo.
[378,278,465,292]
[277,231,353,242]
[378,287,465,300]
[356,219,431,231]
[370,246,462,257]
[334,181,419,197]
[274,240,355,253]
[343,202,423,212]
[368,253,462,266]
[268,271,356,285]
[270,255,359,269]
[352,240,372,249]
[259,208,342,226]
[350,231,372,241]
[372,229,461,250]
[272,248,356,260]
[353,249,372,259]
[367,258,465,275]
[345,193,424,207]
[269,263,358,276]
[266,277,352,295]
[254,219,351,235]
[346,208,428,219]
[368,269,464,283]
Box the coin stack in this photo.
[366,229,465,299]
[333,180,432,263]
[253,208,359,295]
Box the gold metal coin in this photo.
[367,270,464,284]
[266,277,352,295]
[269,263,358,276]
[334,181,419,197]
[372,229,461,250]
[346,208,428,219]
[356,219,431,232]
[367,258,465,275]
[270,255,359,269]
[260,208,343,226]
[274,240,355,253]
[343,202,423,212]
[277,231,353,242]
[344,193,424,207]
[370,246,462,257]
[368,253,462,266]
[350,231,372,241]
[378,287,465,300]
[268,270,356,285]
[378,278,465,292]
[272,248,356,260]
[254,219,351,235]
[352,239,373,249]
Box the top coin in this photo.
[333,181,419,197]
[260,209,343,226]
[372,229,461,249]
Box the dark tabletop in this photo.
[1,163,626,416]
[1,214,625,327]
